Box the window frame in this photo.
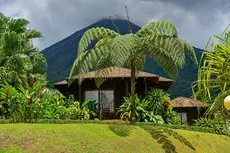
[84,89,115,112]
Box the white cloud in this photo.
[1,0,229,50]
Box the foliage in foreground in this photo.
[118,89,180,124]
[0,13,47,87]
[195,115,229,135]
[69,20,198,122]
[0,83,96,121]
[193,27,230,118]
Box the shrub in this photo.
[0,83,96,121]
[146,88,180,124]
[165,110,181,125]
[0,82,47,121]
[194,117,228,135]
[118,95,165,124]
[118,95,148,122]
[146,88,170,115]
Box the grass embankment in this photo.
[0,124,229,153]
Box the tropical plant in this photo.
[0,13,46,87]
[146,88,180,124]
[145,112,165,124]
[69,20,198,122]
[193,26,230,119]
[66,97,97,119]
[194,117,227,135]
[165,110,181,125]
[118,95,165,124]
[0,82,96,121]
[146,88,170,114]
[0,82,47,121]
[118,95,148,122]
[41,89,67,119]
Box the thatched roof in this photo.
[55,67,173,85]
[171,97,208,108]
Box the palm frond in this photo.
[78,27,119,55]
[180,40,198,65]
[69,46,110,85]
[149,48,178,78]
[136,20,178,38]
[143,35,185,68]
[110,34,140,67]
[194,30,230,115]
[94,54,115,87]
[8,18,29,34]
[25,29,42,39]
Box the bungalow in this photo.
[54,66,174,118]
[171,97,209,124]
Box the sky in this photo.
[0,0,230,50]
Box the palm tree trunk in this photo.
[130,67,136,123]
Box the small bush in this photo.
[165,110,181,125]
[194,117,227,135]
[118,92,178,125]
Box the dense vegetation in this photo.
[193,27,230,135]
[0,13,46,87]
[194,29,230,114]
[118,89,180,124]
[0,83,97,121]
[0,13,97,122]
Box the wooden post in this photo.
[125,79,128,96]
[144,78,147,96]
[98,88,102,120]
[78,84,81,101]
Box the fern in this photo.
[69,20,198,122]
[78,27,119,55]
[70,20,198,85]
[136,20,178,38]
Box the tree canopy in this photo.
[0,13,46,87]
[70,21,197,85]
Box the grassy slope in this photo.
[0,124,229,153]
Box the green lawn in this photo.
[0,124,229,153]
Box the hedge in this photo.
[0,119,219,135]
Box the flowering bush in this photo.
[0,83,96,121]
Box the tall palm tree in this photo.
[69,20,198,122]
[0,13,46,86]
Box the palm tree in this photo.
[0,13,46,87]
[69,20,198,122]
[193,27,230,117]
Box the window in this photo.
[85,90,114,112]
[178,112,187,123]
